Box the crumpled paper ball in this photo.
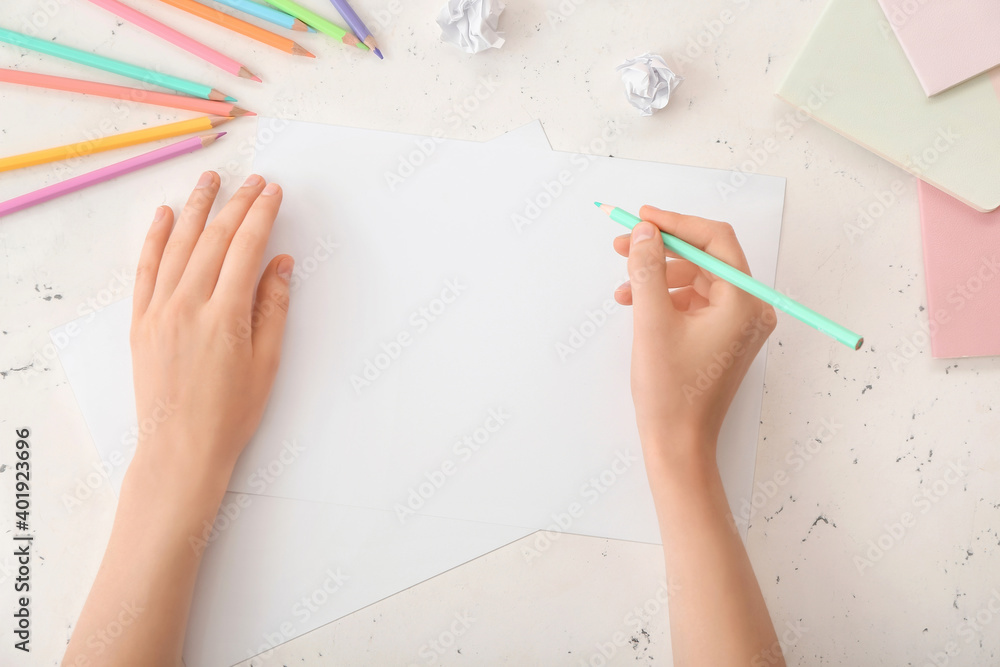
[437,0,505,54]
[615,53,683,116]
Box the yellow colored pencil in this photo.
[0,116,232,172]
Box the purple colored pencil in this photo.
[328,0,382,59]
[0,133,224,218]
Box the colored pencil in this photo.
[0,116,231,173]
[212,0,314,32]
[0,26,234,101]
[262,0,366,50]
[157,0,315,57]
[0,69,254,117]
[0,134,225,218]
[88,0,261,81]
[595,203,864,350]
[328,0,382,58]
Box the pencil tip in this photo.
[374,48,384,59]
[202,132,226,146]
[217,132,227,138]
[238,67,261,83]
[292,44,315,58]
[292,18,312,31]
[594,202,603,208]
[224,96,237,102]
[229,106,254,117]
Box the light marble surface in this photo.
[1,0,998,665]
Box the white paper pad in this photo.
[53,119,785,666]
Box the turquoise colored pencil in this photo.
[0,26,234,101]
[596,203,864,350]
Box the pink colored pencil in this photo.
[0,68,254,117]
[88,0,261,82]
[0,133,224,218]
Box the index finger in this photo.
[638,206,751,273]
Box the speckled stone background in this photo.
[1,0,998,665]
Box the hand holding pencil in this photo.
[602,203,862,350]
[610,206,778,449]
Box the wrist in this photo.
[639,429,719,492]
[124,431,235,518]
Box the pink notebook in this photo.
[878,0,1000,96]
[919,181,1000,358]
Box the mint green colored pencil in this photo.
[262,0,368,50]
[596,203,863,350]
[0,26,235,101]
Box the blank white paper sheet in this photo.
[53,118,786,667]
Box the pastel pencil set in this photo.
[0,0,385,216]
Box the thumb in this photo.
[626,221,675,330]
[252,254,293,378]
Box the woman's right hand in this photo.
[612,206,775,475]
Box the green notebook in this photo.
[777,0,1000,212]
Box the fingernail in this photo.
[153,206,166,222]
[262,182,280,196]
[277,256,294,281]
[196,171,216,189]
[632,222,656,243]
[616,280,631,293]
[242,174,263,188]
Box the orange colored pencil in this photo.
[157,0,315,57]
[0,68,255,117]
